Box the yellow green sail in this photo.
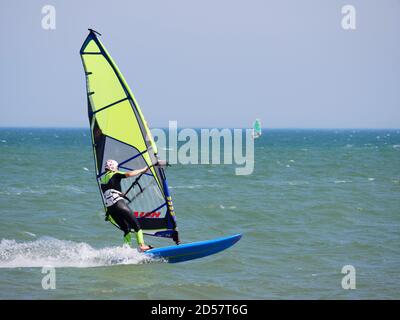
[80,29,178,242]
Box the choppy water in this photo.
[0,128,399,299]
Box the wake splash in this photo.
[0,238,159,268]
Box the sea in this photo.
[0,128,399,299]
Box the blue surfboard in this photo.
[144,234,242,263]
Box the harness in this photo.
[100,171,124,207]
[103,189,124,207]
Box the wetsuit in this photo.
[100,171,144,245]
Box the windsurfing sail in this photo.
[79,29,179,243]
[252,118,262,139]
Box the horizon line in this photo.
[0,126,399,130]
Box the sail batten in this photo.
[80,30,178,242]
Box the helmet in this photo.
[105,159,118,172]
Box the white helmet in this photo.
[105,159,118,172]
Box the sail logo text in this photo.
[134,211,161,218]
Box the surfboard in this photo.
[145,234,242,263]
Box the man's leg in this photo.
[107,203,131,245]
[117,202,151,250]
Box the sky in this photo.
[0,0,399,128]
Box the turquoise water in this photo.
[0,128,399,299]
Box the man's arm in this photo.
[124,166,150,178]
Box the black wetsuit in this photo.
[100,172,140,236]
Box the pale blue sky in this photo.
[0,0,399,128]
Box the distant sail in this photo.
[80,29,178,242]
[252,119,262,139]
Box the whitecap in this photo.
[368,178,375,181]
[83,167,89,171]
[169,184,218,189]
[288,181,309,186]
[393,145,400,149]
[23,232,37,238]
[0,187,41,196]
[0,190,21,196]
[220,205,225,209]
[0,238,158,268]
[1,140,6,143]
[59,185,85,194]
[334,180,351,184]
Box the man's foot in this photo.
[139,244,152,252]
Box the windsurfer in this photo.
[100,159,151,252]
